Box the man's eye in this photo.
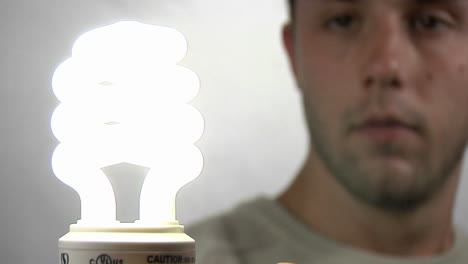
[413,15,448,31]
[327,14,357,29]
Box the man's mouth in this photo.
[354,116,419,141]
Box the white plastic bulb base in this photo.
[59,224,195,264]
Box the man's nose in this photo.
[361,14,414,91]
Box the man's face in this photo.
[284,0,468,210]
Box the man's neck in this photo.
[278,153,460,257]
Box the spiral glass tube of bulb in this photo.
[51,21,202,264]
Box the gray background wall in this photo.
[1,1,467,263]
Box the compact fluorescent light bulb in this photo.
[51,21,202,264]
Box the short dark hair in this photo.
[288,0,295,21]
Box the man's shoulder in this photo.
[186,197,286,264]
[454,226,468,252]
[186,197,275,248]
[186,214,241,264]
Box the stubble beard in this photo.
[306,104,466,213]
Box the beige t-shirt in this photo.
[187,197,468,264]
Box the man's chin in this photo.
[342,160,431,212]
[364,157,415,182]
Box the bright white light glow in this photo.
[51,21,203,225]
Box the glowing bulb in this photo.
[51,21,202,263]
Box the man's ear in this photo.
[282,23,297,77]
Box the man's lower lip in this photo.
[355,126,416,141]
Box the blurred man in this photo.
[188,1,468,263]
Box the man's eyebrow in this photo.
[414,0,458,3]
[413,0,468,8]
[311,0,468,10]
[415,0,461,2]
